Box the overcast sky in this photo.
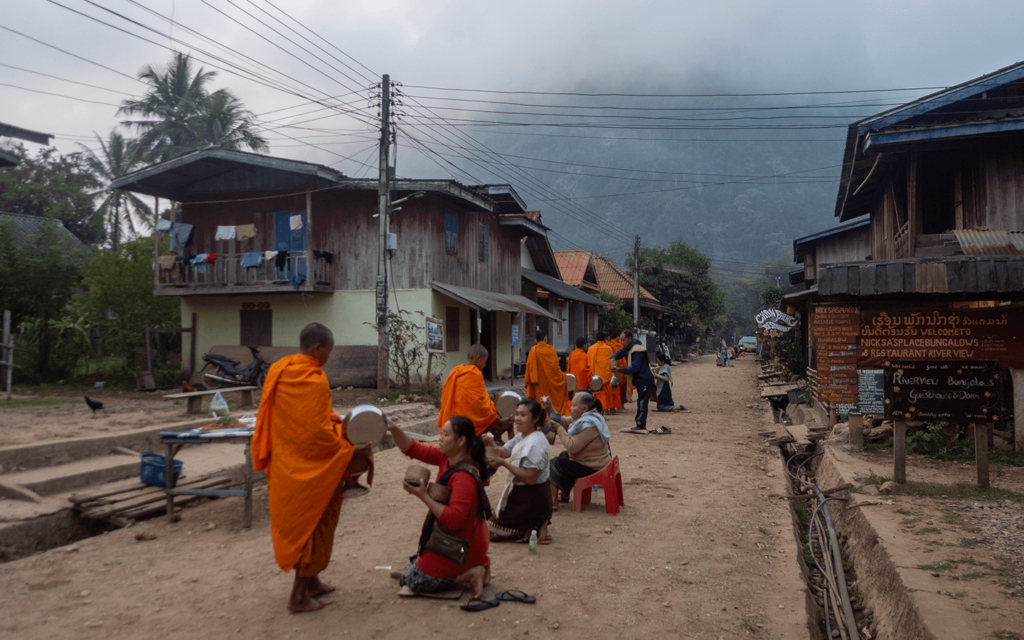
[3,0,1024,209]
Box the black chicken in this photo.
[83,395,104,417]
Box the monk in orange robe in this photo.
[437,344,513,438]
[616,330,634,405]
[607,334,625,411]
[525,328,569,415]
[252,322,372,614]
[586,331,616,414]
[566,337,590,396]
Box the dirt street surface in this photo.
[0,355,812,640]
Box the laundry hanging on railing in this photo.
[169,223,194,256]
[215,225,236,240]
[190,253,209,274]
[241,252,265,274]
[274,251,290,270]
[157,255,177,271]
[156,218,172,232]
[289,214,303,230]
[236,224,256,241]
[289,257,306,290]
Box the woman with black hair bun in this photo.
[388,416,493,598]
[486,398,553,544]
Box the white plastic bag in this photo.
[209,391,230,417]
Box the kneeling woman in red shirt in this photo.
[388,416,493,598]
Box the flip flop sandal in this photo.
[653,427,672,435]
[461,598,500,612]
[495,590,537,604]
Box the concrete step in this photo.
[0,452,140,498]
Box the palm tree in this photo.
[78,131,152,249]
[119,52,268,161]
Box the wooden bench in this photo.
[163,386,258,415]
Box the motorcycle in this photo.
[199,345,270,389]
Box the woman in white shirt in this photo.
[486,398,553,544]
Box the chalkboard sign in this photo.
[858,368,884,415]
[883,360,1002,423]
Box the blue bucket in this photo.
[140,453,183,488]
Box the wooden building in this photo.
[113,148,556,386]
[513,213,608,362]
[784,61,1024,452]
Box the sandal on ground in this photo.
[653,426,672,435]
[461,598,500,612]
[495,590,537,604]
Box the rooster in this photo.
[83,394,105,417]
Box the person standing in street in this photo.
[719,335,732,367]
[611,330,654,432]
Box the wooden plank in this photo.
[785,425,813,446]
[894,421,907,484]
[915,262,948,294]
[163,386,257,400]
[773,422,796,444]
[975,423,990,489]
[849,414,864,447]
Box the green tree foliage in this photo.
[75,238,181,378]
[77,131,152,249]
[714,252,794,336]
[595,291,632,334]
[0,218,88,379]
[0,144,102,244]
[628,240,724,328]
[119,52,268,161]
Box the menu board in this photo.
[812,306,860,410]
[883,360,1003,423]
[861,309,1024,368]
[858,368,885,415]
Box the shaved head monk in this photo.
[587,331,616,415]
[437,344,513,439]
[525,328,569,415]
[566,337,590,397]
[252,322,372,613]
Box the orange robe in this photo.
[525,341,569,415]
[587,341,616,412]
[607,340,625,409]
[437,363,498,434]
[252,354,354,573]
[566,347,590,390]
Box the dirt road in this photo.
[0,355,811,640]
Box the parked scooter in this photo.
[199,345,269,389]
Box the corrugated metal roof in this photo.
[0,212,89,254]
[553,250,592,287]
[431,281,558,321]
[954,229,1024,255]
[521,269,609,307]
[592,255,659,303]
[0,122,53,145]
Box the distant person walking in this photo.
[718,335,731,367]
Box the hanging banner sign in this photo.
[755,308,799,333]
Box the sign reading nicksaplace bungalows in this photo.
[811,306,860,409]
[883,360,1003,424]
[861,309,1024,368]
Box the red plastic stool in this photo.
[572,456,624,515]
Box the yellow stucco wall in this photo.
[181,288,516,385]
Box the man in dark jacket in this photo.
[611,330,655,432]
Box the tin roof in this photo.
[521,269,609,307]
[553,250,593,287]
[954,229,1024,256]
[0,212,89,254]
[592,255,659,303]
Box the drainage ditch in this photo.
[779,446,876,640]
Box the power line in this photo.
[400,84,947,98]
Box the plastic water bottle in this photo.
[528,530,538,554]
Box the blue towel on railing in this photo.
[241,252,265,274]
[191,253,208,274]
[289,256,306,290]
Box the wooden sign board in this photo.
[812,306,860,408]
[861,309,1024,368]
[883,360,1003,424]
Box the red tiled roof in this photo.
[553,250,592,287]
[592,255,659,302]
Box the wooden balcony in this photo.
[893,221,911,258]
[155,250,334,296]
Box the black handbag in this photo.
[416,459,492,564]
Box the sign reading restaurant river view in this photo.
[811,306,860,412]
[883,361,1002,423]
[861,309,1024,368]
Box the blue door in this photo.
[273,211,307,281]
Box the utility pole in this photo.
[376,74,391,391]
[633,235,640,333]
